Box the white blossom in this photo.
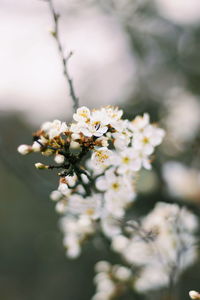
[132,124,165,155]
[58,183,71,197]
[111,235,129,252]
[55,199,68,213]
[41,120,68,139]
[100,213,121,238]
[91,147,113,169]
[163,161,200,202]
[95,261,111,273]
[113,265,132,281]
[96,168,135,201]
[93,262,132,300]
[67,194,102,219]
[18,105,166,274]
[50,190,62,201]
[65,175,77,187]
[104,106,123,126]
[164,89,200,151]
[60,215,95,258]
[115,148,142,173]
[112,202,198,292]
[129,113,150,132]
[81,119,108,138]
[134,265,169,292]
[73,106,91,122]
[113,129,131,150]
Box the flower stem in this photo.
[48,0,79,112]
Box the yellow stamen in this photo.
[86,208,94,216]
[111,182,120,191]
[143,137,149,144]
[122,156,130,164]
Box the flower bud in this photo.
[35,162,47,169]
[54,154,65,164]
[71,133,81,140]
[95,261,111,273]
[31,141,41,152]
[17,144,30,155]
[55,200,67,213]
[189,291,200,299]
[70,141,80,149]
[50,190,62,201]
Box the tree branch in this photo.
[48,0,79,112]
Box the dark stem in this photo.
[48,0,79,112]
[75,169,92,197]
[35,139,62,151]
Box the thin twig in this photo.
[48,0,79,112]
[123,220,167,272]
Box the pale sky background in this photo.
[0,0,200,125]
[0,0,136,124]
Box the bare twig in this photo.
[48,0,79,112]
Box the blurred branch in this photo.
[47,0,79,112]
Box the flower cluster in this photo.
[92,203,198,299]
[59,214,95,258]
[18,105,199,298]
[110,202,198,293]
[18,106,165,258]
[92,261,132,300]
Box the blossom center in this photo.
[111,182,120,191]
[86,208,95,216]
[122,156,130,164]
[96,151,109,163]
[80,112,88,118]
[143,137,149,144]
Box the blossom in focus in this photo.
[91,147,113,169]
[115,148,142,173]
[132,124,165,155]
[41,119,68,139]
[73,106,91,122]
[96,168,135,217]
[18,105,165,258]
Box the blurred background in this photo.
[0,0,200,299]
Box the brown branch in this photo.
[48,0,79,112]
